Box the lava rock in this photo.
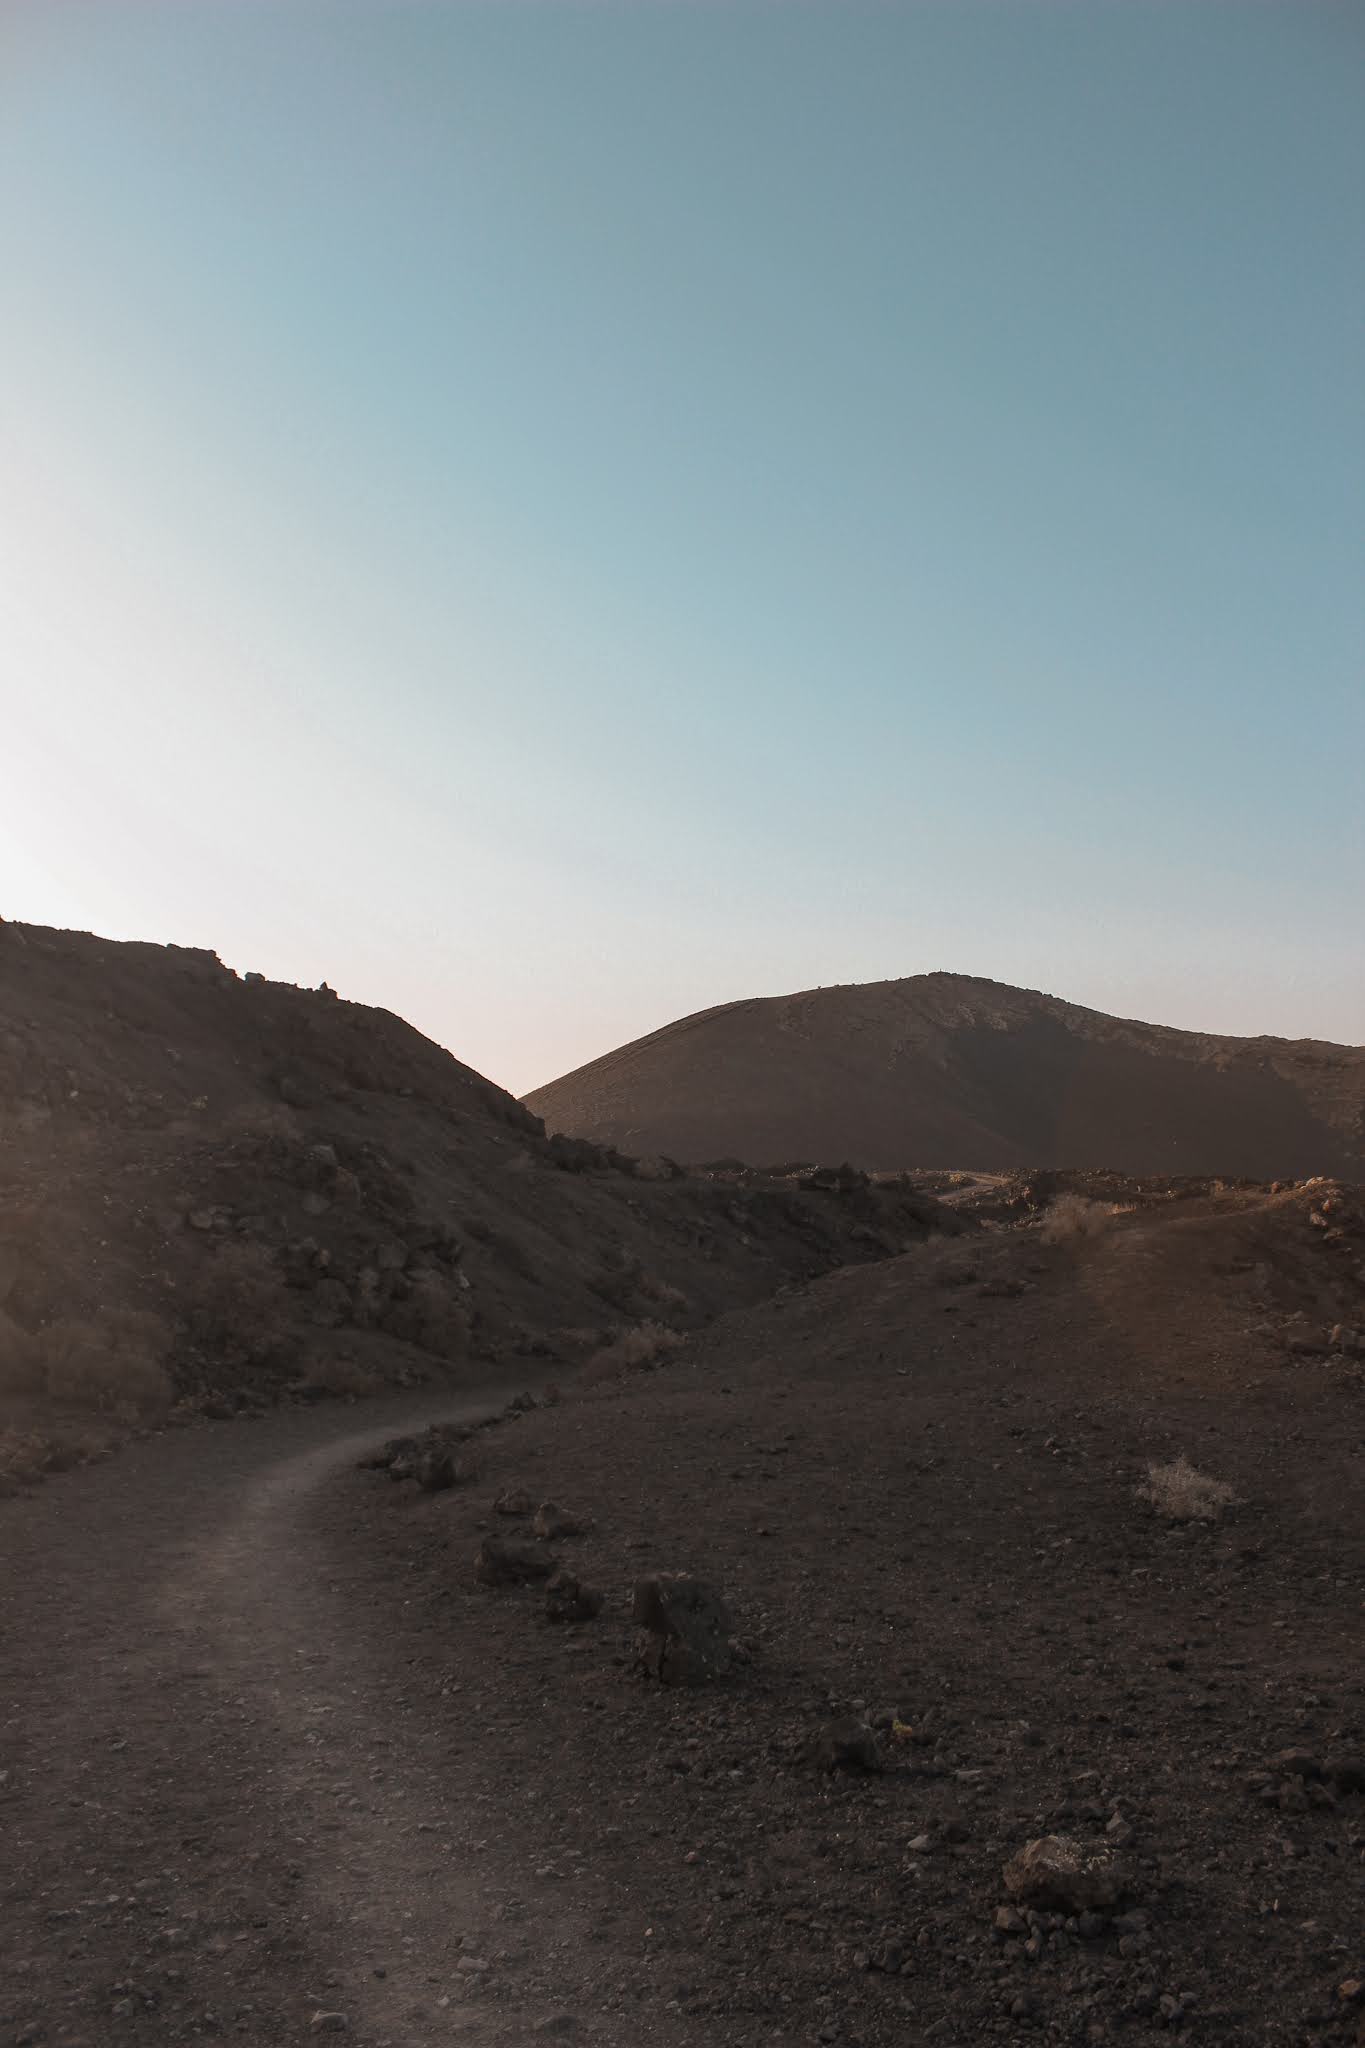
[533,1500,591,1540]
[632,1573,733,1684]
[814,1717,882,1773]
[476,1536,558,1585]
[1003,1835,1125,1913]
[545,1570,604,1623]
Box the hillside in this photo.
[0,922,959,1475]
[525,973,1365,1177]
[339,1176,1365,2048]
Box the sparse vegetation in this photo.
[294,1354,386,1401]
[1040,1192,1119,1243]
[190,1241,294,1364]
[1141,1452,1238,1522]
[637,1272,690,1314]
[1,1307,172,1419]
[581,1319,686,1384]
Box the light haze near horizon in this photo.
[3,1,1362,1095]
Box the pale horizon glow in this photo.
[2,1,1362,1095]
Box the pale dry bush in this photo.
[637,1272,691,1314]
[1141,1454,1238,1523]
[32,1309,174,1417]
[581,1319,686,1385]
[1040,1194,1120,1244]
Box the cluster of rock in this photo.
[1245,1746,1365,1809]
[472,1492,739,1685]
[473,1484,605,1625]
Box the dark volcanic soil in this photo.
[1,1184,1362,2047]
[0,922,958,1474]
[350,1183,1365,2048]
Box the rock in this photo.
[417,1450,458,1492]
[494,1487,534,1517]
[1270,1748,1325,1780]
[1327,1756,1365,1795]
[994,1906,1027,1936]
[309,2016,348,2034]
[814,1717,882,1773]
[544,1570,604,1623]
[632,1573,733,1684]
[1003,1836,1125,1913]
[475,1536,558,1585]
[533,1500,590,1539]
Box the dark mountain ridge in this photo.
[525,971,1365,1177]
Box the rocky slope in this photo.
[525,973,1365,1177]
[0,922,958,1473]
[352,1176,1365,2047]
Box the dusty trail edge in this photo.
[2,1384,600,2048]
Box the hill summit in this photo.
[525,972,1365,1177]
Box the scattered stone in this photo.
[532,1500,591,1540]
[814,1716,882,1773]
[545,1570,604,1623]
[494,1488,534,1517]
[1003,1835,1125,1912]
[476,1536,558,1585]
[632,1574,733,1684]
[417,1450,458,1492]
[1270,1748,1325,1780]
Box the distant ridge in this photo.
[524,973,1365,1177]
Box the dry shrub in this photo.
[1040,1194,1117,1244]
[381,1271,470,1360]
[33,1309,173,1417]
[581,1319,686,1385]
[1141,1453,1237,1523]
[637,1272,690,1314]
[296,1355,385,1400]
[0,1308,41,1396]
[193,1241,292,1361]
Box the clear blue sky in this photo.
[2,1,1361,1093]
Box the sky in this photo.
[1,0,1362,1095]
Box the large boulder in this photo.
[632,1574,733,1684]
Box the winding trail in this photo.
[1,1389,601,2048]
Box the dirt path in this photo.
[1,1387,625,2048]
